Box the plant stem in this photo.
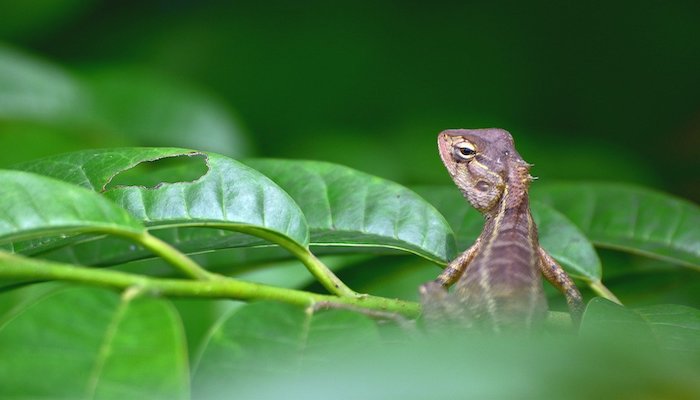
[245,227,358,297]
[124,225,356,296]
[589,280,622,304]
[287,244,358,297]
[132,231,217,281]
[0,252,420,318]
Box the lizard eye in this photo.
[454,141,477,160]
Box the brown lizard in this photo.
[420,128,583,331]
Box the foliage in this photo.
[1,24,699,400]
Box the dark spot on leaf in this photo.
[105,153,209,190]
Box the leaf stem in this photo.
[132,231,217,281]
[125,226,356,297]
[287,245,358,297]
[589,280,622,304]
[0,252,419,317]
[245,228,358,297]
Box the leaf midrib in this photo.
[84,292,132,399]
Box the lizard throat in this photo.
[482,163,531,219]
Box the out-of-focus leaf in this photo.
[581,298,700,354]
[0,46,250,163]
[245,159,456,264]
[0,282,65,321]
[534,183,700,269]
[0,121,126,167]
[580,297,655,341]
[171,298,242,365]
[85,68,250,157]
[635,304,700,354]
[0,287,188,399]
[193,303,700,400]
[192,301,381,398]
[0,44,92,124]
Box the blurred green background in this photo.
[1,0,698,201]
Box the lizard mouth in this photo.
[437,132,456,168]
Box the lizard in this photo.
[420,128,584,332]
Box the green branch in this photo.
[0,252,420,318]
[244,227,358,297]
[115,226,356,297]
[131,231,217,281]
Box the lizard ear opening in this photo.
[454,141,477,161]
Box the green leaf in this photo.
[0,169,144,246]
[0,282,66,321]
[193,301,700,399]
[534,183,700,269]
[531,202,601,282]
[413,186,601,281]
[15,148,309,256]
[245,159,456,263]
[580,297,655,340]
[587,252,700,308]
[581,298,700,354]
[192,301,381,398]
[410,186,482,250]
[13,149,359,295]
[22,156,455,269]
[635,304,700,354]
[0,286,188,399]
[196,333,700,400]
[171,298,243,365]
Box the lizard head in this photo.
[437,128,531,213]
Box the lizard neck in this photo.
[457,161,545,330]
[482,163,533,234]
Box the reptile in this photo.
[420,128,583,331]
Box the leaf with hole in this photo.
[15,148,310,258]
[14,149,357,294]
[20,155,456,270]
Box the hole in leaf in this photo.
[106,153,209,190]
